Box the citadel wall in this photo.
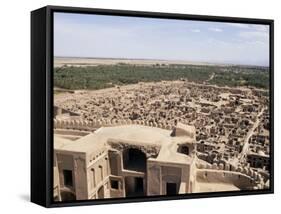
[54,119,268,201]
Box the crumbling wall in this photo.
[108,139,161,159]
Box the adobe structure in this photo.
[53,80,270,201]
[53,107,268,201]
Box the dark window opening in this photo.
[177,145,189,156]
[135,177,143,193]
[166,183,177,195]
[256,162,263,168]
[111,180,119,189]
[181,146,189,155]
[99,165,103,180]
[63,170,73,187]
[123,148,146,172]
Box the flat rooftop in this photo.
[54,124,195,163]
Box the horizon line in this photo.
[54,55,269,68]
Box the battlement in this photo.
[53,118,175,131]
[196,161,266,189]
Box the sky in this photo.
[54,12,270,66]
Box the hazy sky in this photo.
[54,12,270,66]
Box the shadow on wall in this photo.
[123,148,147,172]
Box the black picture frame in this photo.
[31,5,274,208]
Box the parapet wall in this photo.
[53,119,174,132]
[196,161,266,189]
[197,169,255,190]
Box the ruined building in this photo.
[53,117,267,201]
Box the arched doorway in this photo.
[122,148,147,172]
